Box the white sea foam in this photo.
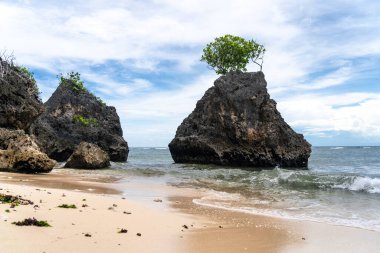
[330,147,344,150]
[198,190,243,201]
[193,190,380,232]
[332,176,380,194]
[348,177,380,194]
[154,147,168,150]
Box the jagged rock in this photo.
[64,142,110,169]
[0,59,55,173]
[0,59,43,130]
[169,71,311,168]
[0,128,56,173]
[30,78,129,162]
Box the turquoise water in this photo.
[62,147,380,231]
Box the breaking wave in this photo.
[276,169,380,194]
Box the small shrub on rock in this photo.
[15,65,40,95]
[72,114,99,127]
[60,72,88,93]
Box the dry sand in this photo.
[0,171,380,253]
[0,183,193,253]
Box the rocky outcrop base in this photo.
[169,71,311,168]
[0,128,56,173]
[64,142,110,169]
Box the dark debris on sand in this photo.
[0,193,33,206]
[12,217,50,227]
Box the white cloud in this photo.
[0,1,302,70]
[1,0,380,145]
[303,66,352,90]
[120,73,216,116]
[110,73,217,146]
[278,92,380,138]
[82,73,152,96]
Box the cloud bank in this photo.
[1,0,380,146]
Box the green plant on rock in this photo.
[60,72,88,93]
[72,115,99,127]
[15,65,40,95]
[201,34,266,75]
[59,71,107,106]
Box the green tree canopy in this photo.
[201,34,265,75]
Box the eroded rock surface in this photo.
[0,59,43,130]
[0,128,56,173]
[64,142,110,169]
[30,79,128,162]
[169,71,311,168]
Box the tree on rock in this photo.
[201,35,266,75]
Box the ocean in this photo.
[59,146,380,232]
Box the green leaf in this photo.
[200,34,265,74]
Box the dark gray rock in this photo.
[0,59,54,173]
[169,71,311,168]
[30,79,129,162]
[0,128,56,173]
[0,59,43,130]
[64,142,110,169]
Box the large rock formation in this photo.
[169,71,311,168]
[0,59,43,130]
[0,128,56,173]
[65,142,110,169]
[0,59,55,173]
[30,77,128,162]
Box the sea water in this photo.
[60,147,380,232]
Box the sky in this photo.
[1,0,380,147]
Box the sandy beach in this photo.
[1,171,380,253]
[0,179,192,253]
[1,0,380,252]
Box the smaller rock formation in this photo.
[0,128,56,173]
[30,74,128,162]
[64,142,110,169]
[169,71,311,168]
[0,59,43,130]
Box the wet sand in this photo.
[0,171,121,194]
[1,171,380,253]
[171,196,292,253]
[172,196,380,253]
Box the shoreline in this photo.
[173,195,380,253]
[1,171,380,253]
